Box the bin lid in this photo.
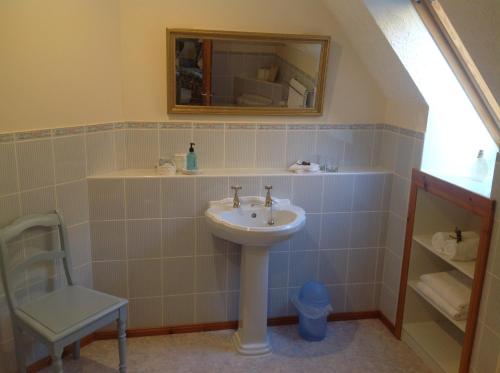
[291,281,332,318]
[297,281,331,308]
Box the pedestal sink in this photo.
[205,196,305,355]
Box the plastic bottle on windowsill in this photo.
[470,149,488,182]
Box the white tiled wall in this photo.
[376,126,424,323]
[95,122,389,173]
[88,171,391,327]
[470,155,500,373]
[0,121,426,372]
[0,129,93,367]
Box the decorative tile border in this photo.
[159,122,192,129]
[15,129,52,141]
[0,133,15,143]
[194,123,224,130]
[287,124,318,130]
[124,122,158,130]
[399,127,424,140]
[86,123,115,133]
[383,124,400,133]
[226,124,256,130]
[52,126,85,137]
[257,124,286,130]
[328,124,351,130]
[0,121,425,141]
[355,124,376,130]
[382,124,424,140]
[318,124,376,130]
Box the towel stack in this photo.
[288,161,321,173]
[415,270,471,321]
[431,231,479,261]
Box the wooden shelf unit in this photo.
[412,235,475,279]
[407,280,466,332]
[395,170,495,373]
[403,321,462,373]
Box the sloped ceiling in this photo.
[439,0,500,104]
[322,0,428,128]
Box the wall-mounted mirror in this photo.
[167,29,330,116]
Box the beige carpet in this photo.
[41,319,431,372]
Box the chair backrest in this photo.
[0,210,74,313]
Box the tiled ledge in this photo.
[88,167,392,179]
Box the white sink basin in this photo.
[205,196,305,356]
[205,196,305,246]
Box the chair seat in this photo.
[16,285,126,340]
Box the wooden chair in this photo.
[0,211,128,373]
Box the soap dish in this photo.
[181,168,200,175]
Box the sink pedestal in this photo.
[205,196,306,356]
[233,245,271,355]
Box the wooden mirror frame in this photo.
[166,28,330,116]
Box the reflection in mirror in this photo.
[168,30,329,115]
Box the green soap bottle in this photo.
[186,142,198,170]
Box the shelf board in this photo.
[413,234,475,279]
[403,321,461,373]
[408,280,466,332]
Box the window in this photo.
[409,0,499,196]
[413,0,499,145]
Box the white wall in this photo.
[0,0,123,132]
[118,0,386,125]
[276,43,322,79]
[0,0,389,133]
[322,0,429,132]
[364,0,497,196]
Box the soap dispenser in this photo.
[186,142,198,171]
[471,149,488,182]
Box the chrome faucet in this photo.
[264,185,274,225]
[264,185,273,207]
[231,185,242,208]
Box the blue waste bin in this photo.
[291,281,333,341]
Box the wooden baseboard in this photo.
[94,320,240,340]
[93,311,380,340]
[28,310,388,372]
[329,310,380,322]
[377,311,396,335]
[27,334,95,373]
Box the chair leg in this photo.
[72,340,80,360]
[50,346,63,373]
[12,326,27,373]
[117,315,127,373]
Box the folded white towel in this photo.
[288,162,320,173]
[431,232,447,251]
[431,231,479,261]
[416,281,468,321]
[444,232,479,261]
[420,270,471,313]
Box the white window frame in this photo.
[413,0,500,145]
